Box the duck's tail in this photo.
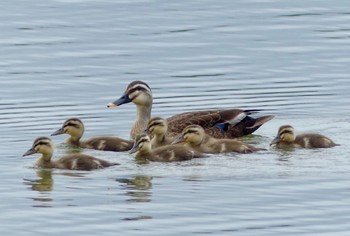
[244,115,275,135]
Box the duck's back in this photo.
[216,139,265,153]
[295,134,338,148]
[82,136,133,151]
[55,154,118,170]
[146,145,203,162]
[166,109,274,138]
[167,110,228,132]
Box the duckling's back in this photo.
[82,136,133,152]
[295,134,338,148]
[55,154,119,170]
[147,145,203,162]
[208,138,265,154]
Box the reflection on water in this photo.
[116,175,153,221]
[23,169,54,208]
[116,175,153,203]
[29,169,54,192]
[23,168,90,208]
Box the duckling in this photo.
[23,137,119,170]
[129,134,203,162]
[270,125,338,149]
[172,125,265,154]
[145,117,177,148]
[51,118,133,152]
[107,80,274,140]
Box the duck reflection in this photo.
[24,169,54,192]
[23,169,88,207]
[116,175,152,203]
[23,169,54,207]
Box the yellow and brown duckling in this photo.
[51,118,133,152]
[270,125,338,149]
[129,134,203,162]
[145,117,177,148]
[107,80,274,140]
[23,137,119,170]
[172,125,265,154]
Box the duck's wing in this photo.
[83,136,133,152]
[166,109,250,133]
[57,154,119,170]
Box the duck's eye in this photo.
[65,123,79,128]
[35,141,50,148]
[152,122,163,127]
[280,130,292,136]
[185,130,197,134]
[139,138,149,144]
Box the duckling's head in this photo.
[172,125,205,146]
[145,117,168,136]
[51,118,84,140]
[107,81,152,107]
[270,125,296,146]
[23,137,54,157]
[129,134,152,154]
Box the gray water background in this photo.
[1,0,350,235]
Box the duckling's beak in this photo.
[171,134,185,145]
[129,142,139,154]
[23,147,36,157]
[51,127,65,136]
[270,136,280,146]
[107,93,132,108]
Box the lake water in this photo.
[1,0,350,235]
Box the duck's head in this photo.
[145,117,168,136]
[107,81,152,107]
[129,134,152,154]
[23,137,54,157]
[270,125,296,146]
[172,125,205,146]
[51,118,84,139]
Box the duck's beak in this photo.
[23,147,36,157]
[107,93,132,108]
[171,134,185,145]
[129,142,139,154]
[51,127,65,136]
[270,136,280,146]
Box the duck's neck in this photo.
[131,104,152,139]
[199,135,210,146]
[65,136,81,147]
[154,133,165,143]
[136,144,152,157]
[36,153,54,168]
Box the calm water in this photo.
[1,0,350,235]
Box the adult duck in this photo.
[107,81,274,140]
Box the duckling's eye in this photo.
[152,122,163,127]
[65,123,79,128]
[139,138,149,144]
[186,130,197,134]
[280,130,292,136]
[35,141,50,147]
